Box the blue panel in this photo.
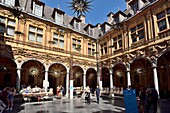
[123,89,138,113]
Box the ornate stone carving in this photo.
[126,53,135,60]
[136,50,145,57]
[155,45,166,50]
[116,57,122,62]
[149,46,158,54]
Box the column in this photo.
[109,69,113,91]
[43,70,49,92]
[97,68,102,89]
[70,80,74,99]
[16,68,21,93]
[109,69,114,97]
[83,73,86,92]
[126,63,131,87]
[152,62,160,96]
[69,68,74,99]
[66,70,69,98]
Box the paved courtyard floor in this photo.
[2,96,170,113]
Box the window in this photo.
[0,17,16,36]
[72,38,81,52]
[53,33,64,49]
[130,1,139,14]
[0,16,5,23]
[112,34,122,50]
[0,24,5,34]
[28,25,43,43]
[137,24,144,40]
[0,16,5,34]
[4,0,15,6]
[55,12,63,24]
[88,43,95,55]
[7,19,16,36]
[157,12,167,32]
[168,9,170,29]
[101,27,105,34]
[114,17,119,23]
[89,27,93,36]
[74,21,80,31]
[131,23,145,43]
[33,2,43,17]
[100,42,107,55]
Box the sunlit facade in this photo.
[0,0,169,99]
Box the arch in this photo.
[70,65,84,88]
[0,57,17,90]
[130,57,153,95]
[101,67,110,93]
[48,63,67,95]
[86,68,97,93]
[20,59,45,88]
[157,51,170,99]
[156,49,170,64]
[113,61,125,68]
[131,57,152,65]
[112,63,127,89]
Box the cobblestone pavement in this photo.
[2,96,170,113]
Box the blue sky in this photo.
[41,0,126,25]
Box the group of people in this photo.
[0,87,16,111]
[85,86,100,104]
[56,85,65,98]
[139,86,158,113]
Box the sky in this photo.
[41,0,126,25]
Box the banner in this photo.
[123,89,138,113]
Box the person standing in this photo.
[139,87,146,113]
[95,86,100,104]
[146,86,158,113]
[85,86,91,104]
[6,87,16,111]
[56,85,60,97]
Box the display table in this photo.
[20,88,53,102]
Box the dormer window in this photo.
[84,24,94,36]
[89,27,93,36]
[3,0,15,6]
[70,17,81,31]
[55,13,63,24]
[129,0,139,14]
[114,17,119,23]
[52,8,65,25]
[34,3,42,17]
[32,0,44,17]
[75,21,80,31]
[101,27,105,34]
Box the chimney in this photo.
[79,15,86,24]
